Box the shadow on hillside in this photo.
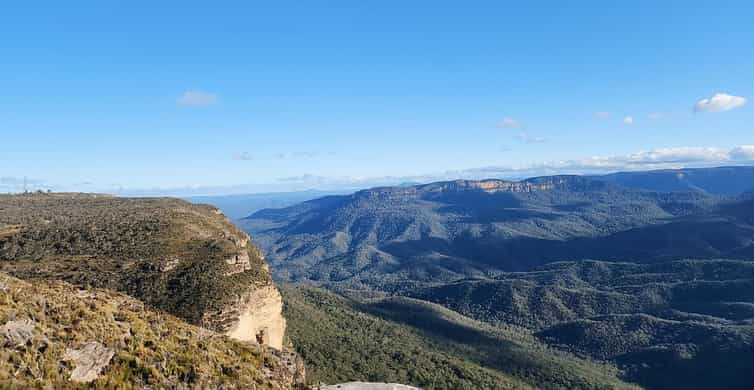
[354,297,585,382]
[381,216,754,271]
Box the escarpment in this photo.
[354,175,609,201]
[0,193,288,351]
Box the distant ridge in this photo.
[594,166,754,195]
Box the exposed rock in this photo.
[63,341,114,383]
[316,382,421,390]
[0,273,303,388]
[161,258,180,272]
[1,318,34,347]
[224,285,287,349]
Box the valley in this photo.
[3,166,754,388]
[239,167,754,389]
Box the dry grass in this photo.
[0,272,301,389]
[0,193,271,332]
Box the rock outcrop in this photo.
[63,341,115,383]
[0,272,303,388]
[0,318,34,347]
[225,285,287,349]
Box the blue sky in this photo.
[1,1,753,194]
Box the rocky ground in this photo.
[0,272,305,388]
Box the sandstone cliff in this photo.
[0,193,289,351]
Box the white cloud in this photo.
[623,116,633,125]
[594,111,610,119]
[694,93,746,113]
[261,145,754,191]
[616,146,730,164]
[730,145,754,161]
[517,132,546,144]
[497,117,521,129]
[648,112,667,120]
[441,145,754,181]
[177,90,218,107]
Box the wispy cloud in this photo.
[623,116,634,125]
[517,132,547,144]
[177,90,218,107]
[272,151,327,160]
[12,147,754,197]
[497,117,522,129]
[270,145,754,190]
[594,111,610,119]
[232,152,254,161]
[694,92,746,113]
[730,145,754,160]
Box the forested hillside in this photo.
[243,167,754,389]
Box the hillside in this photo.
[241,175,725,287]
[0,193,287,349]
[241,167,754,389]
[0,272,304,388]
[282,285,636,390]
[400,259,754,389]
[408,260,754,329]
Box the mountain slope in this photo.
[241,175,723,287]
[0,193,286,349]
[0,272,304,388]
[282,285,636,390]
[407,259,754,389]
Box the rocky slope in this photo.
[0,272,304,388]
[0,193,288,350]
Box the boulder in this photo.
[63,341,115,383]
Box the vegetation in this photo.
[242,175,729,288]
[0,272,303,389]
[281,284,636,390]
[0,193,271,332]
[388,259,754,389]
[241,169,754,389]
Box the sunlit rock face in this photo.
[224,285,287,349]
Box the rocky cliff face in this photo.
[355,175,609,199]
[0,193,290,352]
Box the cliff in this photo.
[353,175,610,201]
[0,193,288,350]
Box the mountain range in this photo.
[240,166,754,389]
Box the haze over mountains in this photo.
[240,166,754,389]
